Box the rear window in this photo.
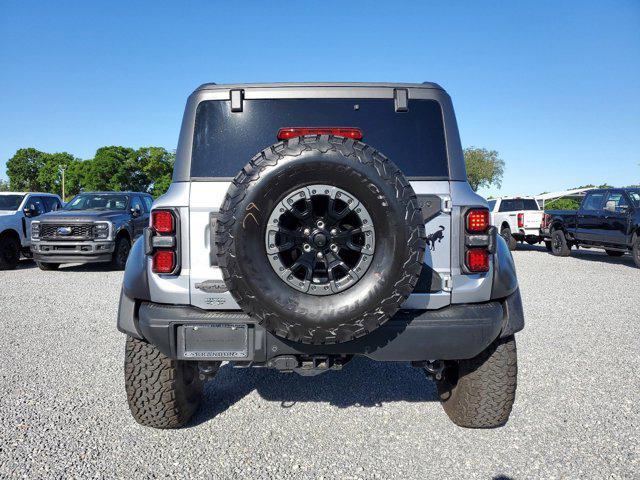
[191,98,449,178]
[498,199,539,212]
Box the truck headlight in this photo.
[31,222,40,239]
[94,222,111,240]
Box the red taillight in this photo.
[541,213,550,229]
[152,250,175,274]
[152,210,174,234]
[466,209,490,232]
[466,249,489,273]
[517,213,524,228]
[277,127,363,141]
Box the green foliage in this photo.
[0,179,10,191]
[545,197,581,210]
[464,147,505,192]
[5,146,175,198]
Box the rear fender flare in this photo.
[491,234,518,300]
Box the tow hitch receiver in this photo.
[267,355,351,376]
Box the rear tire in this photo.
[110,236,131,270]
[500,227,517,251]
[437,336,518,428]
[632,236,640,268]
[605,250,624,257]
[550,229,571,257]
[0,235,20,270]
[124,336,204,429]
[544,240,552,252]
[37,261,59,271]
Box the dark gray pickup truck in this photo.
[542,188,640,267]
[31,191,153,270]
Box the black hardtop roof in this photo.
[194,81,444,93]
[589,187,639,194]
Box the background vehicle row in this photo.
[0,192,62,269]
[541,188,640,266]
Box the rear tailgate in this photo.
[523,210,544,229]
[187,94,453,311]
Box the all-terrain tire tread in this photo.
[437,336,518,428]
[215,135,426,344]
[124,336,202,429]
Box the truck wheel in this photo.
[500,227,517,251]
[110,236,131,270]
[0,235,20,270]
[37,261,59,271]
[124,336,204,429]
[605,250,624,257]
[437,335,518,428]
[550,230,571,257]
[216,135,425,345]
[544,240,552,252]
[633,236,640,268]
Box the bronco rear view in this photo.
[117,83,524,429]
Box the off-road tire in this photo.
[37,261,59,271]
[0,234,20,270]
[544,240,552,252]
[500,227,517,251]
[216,135,426,345]
[124,336,204,429]
[111,236,131,270]
[632,235,640,268]
[550,229,571,257]
[605,249,624,257]
[437,335,518,428]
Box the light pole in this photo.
[58,165,66,200]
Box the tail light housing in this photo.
[277,127,363,140]
[152,250,176,274]
[541,213,551,229]
[462,207,495,273]
[146,208,180,275]
[466,249,490,272]
[466,209,490,232]
[517,213,524,228]
[152,210,174,234]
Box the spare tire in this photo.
[215,135,426,345]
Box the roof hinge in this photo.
[230,89,244,112]
[394,88,408,112]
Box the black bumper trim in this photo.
[137,299,511,362]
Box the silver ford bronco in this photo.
[117,82,524,429]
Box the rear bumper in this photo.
[31,240,114,264]
[513,228,542,239]
[119,289,524,362]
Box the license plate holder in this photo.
[178,323,249,360]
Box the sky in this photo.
[1,1,639,198]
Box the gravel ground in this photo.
[1,246,638,479]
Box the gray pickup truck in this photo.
[31,191,152,270]
[118,82,525,430]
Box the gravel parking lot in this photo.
[1,246,638,479]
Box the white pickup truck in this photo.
[0,192,63,269]
[488,197,545,250]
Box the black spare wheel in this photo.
[215,135,426,344]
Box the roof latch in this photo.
[394,88,408,112]
[230,89,244,112]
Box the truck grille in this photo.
[40,223,95,240]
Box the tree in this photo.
[37,152,79,196]
[0,179,10,192]
[83,146,134,191]
[545,197,581,210]
[464,147,505,192]
[6,148,48,190]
